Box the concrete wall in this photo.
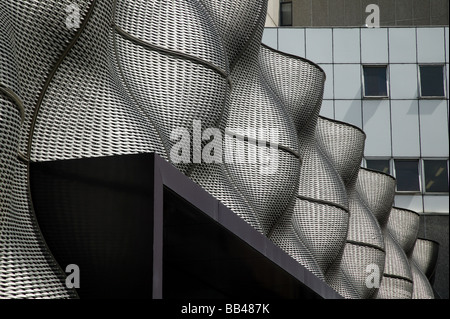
[266,0,280,27]
[280,0,449,27]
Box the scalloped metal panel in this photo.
[0,0,439,300]
[387,207,420,256]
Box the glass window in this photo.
[395,160,420,192]
[363,66,388,97]
[366,159,391,174]
[419,65,445,97]
[424,160,449,193]
[280,2,292,26]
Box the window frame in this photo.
[393,158,422,194]
[279,1,293,27]
[418,64,447,99]
[362,64,390,99]
[364,157,392,175]
[421,158,449,194]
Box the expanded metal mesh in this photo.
[411,261,435,299]
[412,238,439,280]
[388,207,420,257]
[0,0,438,299]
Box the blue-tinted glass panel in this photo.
[395,160,420,192]
[364,66,388,97]
[424,160,449,192]
[420,65,445,97]
[366,160,391,175]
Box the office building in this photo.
[263,0,448,298]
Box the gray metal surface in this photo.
[412,238,440,280]
[377,207,424,299]
[0,0,437,299]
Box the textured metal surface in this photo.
[269,197,349,280]
[316,118,386,299]
[376,208,416,299]
[354,171,413,300]
[0,0,439,299]
[201,0,267,70]
[377,207,423,299]
[354,170,409,300]
[387,207,421,257]
[377,231,413,299]
[375,275,414,299]
[316,118,365,189]
[259,45,352,284]
[221,7,302,237]
[356,169,396,228]
[0,0,82,299]
[296,116,349,210]
[411,261,435,299]
[189,163,262,232]
[412,238,439,280]
[259,45,325,134]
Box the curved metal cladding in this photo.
[356,169,396,229]
[384,207,423,299]
[410,262,435,299]
[378,207,434,299]
[2,0,434,300]
[296,117,349,210]
[376,207,419,299]
[1,0,231,298]
[387,207,421,257]
[409,238,437,299]
[217,3,302,237]
[259,45,349,280]
[317,118,386,299]
[355,170,414,299]
[0,0,81,298]
[376,233,414,299]
[201,0,267,71]
[189,163,263,232]
[355,170,413,300]
[412,239,439,281]
[0,92,25,298]
[31,1,166,162]
[258,45,325,133]
[259,47,347,209]
[270,197,349,280]
[316,118,365,190]
[112,0,230,174]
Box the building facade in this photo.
[0,0,446,300]
[278,0,449,27]
[264,0,449,298]
[263,26,449,215]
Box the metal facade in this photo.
[0,0,437,298]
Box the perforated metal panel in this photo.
[201,0,267,70]
[316,118,386,299]
[412,238,439,280]
[378,207,423,299]
[411,261,435,299]
[377,231,413,299]
[356,169,396,228]
[387,207,420,257]
[1,0,80,299]
[0,0,439,299]
[316,118,365,189]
